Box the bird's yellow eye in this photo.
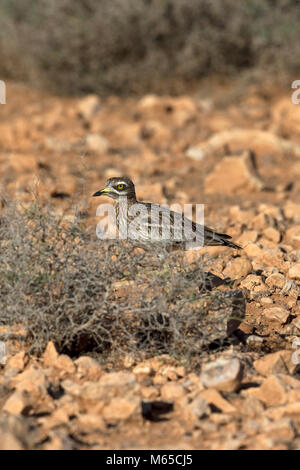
[117,184,125,190]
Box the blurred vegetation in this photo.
[0,0,299,95]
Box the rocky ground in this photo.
[0,82,300,449]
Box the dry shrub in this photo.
[0,198,244,367]
[0,0,299,95]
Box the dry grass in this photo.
[0,197,245,368]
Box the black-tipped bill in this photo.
[92,189,104,197]
[92,187,114,197]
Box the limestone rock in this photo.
[54,355,75,375]
[74,356,103,381]
[193,129,300,159]
[10,365,47,398]
[285,226,300,249]
[183,397,210,422]
[76,413,105,433]
[254,350,297,376]
[200,358,243,393]
[265,273,286,289]
[284,201,300,222]
[77,94,100,120]
[2,391,30,415]
[262,306,290,324]
[42,341,59,367]
[85,134,109,153]
[102,397,139,423]
[6,352,26,373]
[288,262,300,281]
[264,418,295,443]
[200,389,236,413]
[223,257,252,279]
[205,152,263,195]
[240,274,267,293]
[263,227,281,243]
[245,375,287,407]
[161,383,185,401]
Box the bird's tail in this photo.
[215,232,241,249]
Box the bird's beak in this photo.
[92,187,112,197]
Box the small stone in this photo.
[261,249,284,268]
[140,386,159,400]
[284,402,300,415]
[133,363,153,376]
[10,365,47,397]
[237,322,254,335]
[123,354,135,368]
[0,430,23,450]
[205,151,263,194]
[240,274,267,292]
[147,357,164,372]
[160,383,185,400]
[288,262,300,280]
[251,213,268,231]
[153,375,168,386]
[39,407,71,429]
[86,134,109,153]
[263,227,281,243]
[77,94,100,120]
[42,341,59,367]
[45,137,71,153]
[74,356,103,381]
[254,350,297,376]
[265,273,286,289]
[264,406,285,421]
[240,396,264,418]
[54,355,76,375]
[6,351,26,372]
[102,397,139,423]
[185,147,205,161]
[200,358,243,393]
[161,366,178,381]
[260,297,273,305]
[183,397,210,422]
[223,257,252,279]
[137,94,160,110]
[175,366,185,378]
[229,206,255,224]
[285,226,300,248]
[264,418,295,443]
[284,376,300,390]
[140,120,171,141]
[262,306,290,324]
[246,335,264,346]
[99,372,136,390]
[244,243,264,258]
[237,230,258,246]
[284,201,300,221]
[64,373,137,403]
[281,280,299,298]
[245,375,287,407]
[200,389,236,413]
[76,413,105,432]
[2,391,29,415]
[61,379,82,398]
[248,434,275,450]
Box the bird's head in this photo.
[92,177,136,200]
